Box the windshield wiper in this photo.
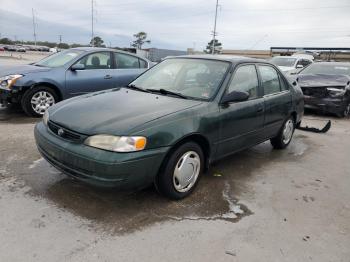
[146,88,188,99]
[127,84,149,93]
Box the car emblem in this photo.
[57,128,65,137]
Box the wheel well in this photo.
[291,111,297,124]
[31,83,62,101]
[160,134,211,173]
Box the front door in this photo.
[65,51,114,97]
[216,64,265,158]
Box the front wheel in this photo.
[155,142,204,200]
[21,86,58,117]
[270,116,295,149]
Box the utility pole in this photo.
[32,8,37,46]
[59,35,62,45]
[91,0,94,47]
[211,0,219,54]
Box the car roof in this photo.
[312,61,350,66]
[70,47,149,60]
[166,54,267,64]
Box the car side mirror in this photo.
[71,64,85,71]
[296,64,303,69]
[221,91,249,104]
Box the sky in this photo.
[0,0,350,51]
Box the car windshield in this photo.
[270,57,297,67]
[300,63,350,76]
[129,58,230,100]
[34,50,84,68]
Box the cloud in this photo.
[1,0,350,50]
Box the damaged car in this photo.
[298,62,350,117]
[35,56,303,199]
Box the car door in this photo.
[216,64,265,158]
[111,52,148,87]
[65,51,114,97]
[257,64,292,138]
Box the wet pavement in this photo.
[1,105,350,261]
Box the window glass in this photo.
[279,75,289,91]
[228,65,258,99]
[139,59,148,68]
[258,65,281,95]
[130,58,229,100]
[115,53,140,69]
[35,50,83,68]
[76,52,111,69]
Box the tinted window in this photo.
[228,65,258,99]
[76,52,111,69]
[258,65,281,95]
[115,53,140,69]
[279,75,289,91]
[139,59,148,68]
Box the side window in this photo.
[227,65,259,99]
[279,75,289,91]
[76,52,111,69]
[115,53,140,69]
[258,65,281,95]
[139,59,148,68]
[301,59,311,67]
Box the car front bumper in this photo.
[34,122,169,189]
[304,95,349,116]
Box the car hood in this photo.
[0,64,51,76]
[298,74,350,88]
[49,88,203,135]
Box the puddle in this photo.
[12,134,310,235]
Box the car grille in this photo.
[48,121,83,141]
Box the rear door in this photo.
[216,64,265,158]
[65,51,114,97]
[111,52,148,87]
[257,64,292,138]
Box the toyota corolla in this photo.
[34,56,303,199]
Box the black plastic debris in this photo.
[297,120,331,133]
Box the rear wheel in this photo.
[270,116,295,149]
[155,142,204,200]
[22,86,58,117]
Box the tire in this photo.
[337,102,350,118]
[270,116,295,149]
[155,142,204,200]
[21,86,58,117]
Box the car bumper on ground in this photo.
[34,122,169,189]
[304,95,349,116]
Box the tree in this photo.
[0,38,14,45]
[131,32,151,49]
[57,43,70,49]
[90,36,105,47]
[204,39,222,54]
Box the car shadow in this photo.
[23,133,310,235]
[0,104,39,124]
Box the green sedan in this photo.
[34,55,304,199]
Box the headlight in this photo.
[0,74,23,90]
[327,87,346,98]
[84,135,147,152]
[43,110,49,126]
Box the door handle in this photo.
[104,75,112,79]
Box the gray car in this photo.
[0,47,151,116]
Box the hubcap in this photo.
[31,91,55,115]
[282,119,294,144]
[173,151,201,193]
